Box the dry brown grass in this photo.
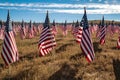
[0,28,120,80]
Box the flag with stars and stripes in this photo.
[72,20,79,36]
[99,16,106,45]
[117,36,120,49]
[38,11,56,56]
[20,20,26,39]
[1,10,19,65]
[28,20,34,39]
[73,20,83,43]
[0,21,5,40]
[52,20,57,36]
[76,27,83,43]
[80,8,95,62]
[62,20,67,36]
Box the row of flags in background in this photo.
[1,8,120,66]
[0,14,120,41]
[0,19,44,40]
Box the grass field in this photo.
[0,28,120,80]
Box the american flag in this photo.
[73,20,79,36]
[52,20,57,36]
[113,24,120,34]
[106,22,114,38]
[33,22,37,36]
[76,27,83,43]
[38,11,56,56]
[80,7,95,62]
[71,21,75,33]
[37,24,43,33]
[117,36,120,49]
[12,21,17,36]
[28,20,34,39]
[0,28,5,40]
[73,20,83,43]
[20,20,26,39]
[89,23,98,34]
[99,16,106,45]
[0,21,5,40]
[96,21,101,38]
[62,20,67,36]
[1,10,19,65]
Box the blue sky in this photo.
[0,0,120,23]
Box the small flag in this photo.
[117,36,120,48]
[99,16,106,45]
[71,21,75,33]
[38,11,56,56]
[33,22,37,36]
[28,20,34,39]
[73,20,83,43]
[20,20,26,39]
[12,21,17,36]
[76,27,83,43]
[73,20,80,36]
[80,7,95,62]
[0,21,5,40]
[1,10,19,65]
[62,20,67,36]
[52,20,57,36]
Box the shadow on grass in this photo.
[0,63,4,70]
[48,63,81,80]
[93,42,102,53]
[3,68,32,80]
[70,53,84,61]
[110,39,116,42]
[111,46,119,50]
[55,43,73,53]
[31,41,38,45]
[19,51,39,61]
[113,59,120,80]
[0,42,2,46]
[56,38,63,42]
[69,39,75,42]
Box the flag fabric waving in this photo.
[96,21,101,38]
[28,20,34,39]
[76,27,83,43]
[0,21,5,40]
[20,20,26,39]
[38,11,56,56]
[73,20,79,36]
[71,21,75,33]
[33,22,37,36]
[52,20,57,36]
[99,16,106,45]
[1,10,19,65]
[73,20,83,43]
[80,7,95,62]
[117,36,120,49]
[62,20,67,36]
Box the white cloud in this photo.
[0,3,120,9]
[0,2,120,14]
[51,9,120,14]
